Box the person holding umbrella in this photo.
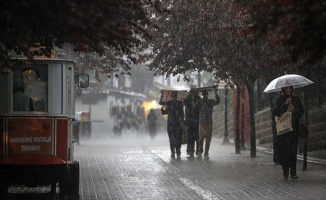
[273,85,304,180]
[147,108,157,140]
[264,74,313,179]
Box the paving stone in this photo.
[4,134,326,200]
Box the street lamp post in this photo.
[197,71,201,87]
[89,86,91,115]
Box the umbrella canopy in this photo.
[263,74,314,93]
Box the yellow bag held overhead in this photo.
[275,111,293,135]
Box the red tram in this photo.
[0,57,88,196]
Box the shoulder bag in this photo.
[275,110,293,135]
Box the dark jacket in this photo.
[273,93,304,134]
[147,110,157,125]
[184,97,199,127]
[164,100,184,126]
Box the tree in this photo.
[62,45,131,80]
[142,0,294,157]
[234,0,325,66]
[0,0,161,73]
[143,0,257,155]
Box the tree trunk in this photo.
[223,88,230,144]
[247,82,256,157]
[235,86,241,154]
[269,94,278,163]
[241,87,246,149]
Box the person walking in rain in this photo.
[195,88,220,158]
[159,91,184,158]
[184,91,200,157]
[147,109,157,140]
[274,86,304,180]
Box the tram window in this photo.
[13,65,48,112]
[78,73,89,88]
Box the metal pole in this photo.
[197,71,201,87]
[85,85,92,138]
[303,86,308,171]
[89,86,91,116]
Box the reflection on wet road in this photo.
[2,131,326,200]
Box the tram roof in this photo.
[7,48,75,63]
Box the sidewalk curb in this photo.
[256,146,326,165]
[213,138,326,165]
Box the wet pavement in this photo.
[3,132,326,200]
